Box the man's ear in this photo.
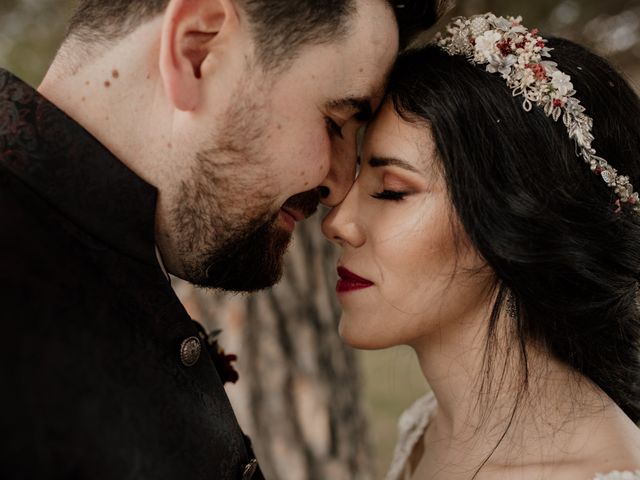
[159,0,239,111]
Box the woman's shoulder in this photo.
[593,471,640,480]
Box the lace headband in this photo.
[434,13,639,213]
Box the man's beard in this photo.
[201,210,292,292]
[169,75,319,292]
[202,189,320,292]
[174,182,319,292]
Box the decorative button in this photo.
[242,459,258,479]
[179,336,201,367]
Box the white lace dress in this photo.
[385,392,640,480]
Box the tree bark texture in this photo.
[174,213,372,480]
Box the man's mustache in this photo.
[282,189,321,219]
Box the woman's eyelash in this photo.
[371,190,408,201]
[325,117,344,139]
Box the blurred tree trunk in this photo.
[174,213,372,480]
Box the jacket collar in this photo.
[0,69,159,267]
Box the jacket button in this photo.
[242,459,258,479]
[179,336,201,367]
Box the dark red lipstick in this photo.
[336,267,373,293]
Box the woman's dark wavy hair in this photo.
[387,38,640,424]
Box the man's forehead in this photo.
[326,63,393,115]
[323,0,398,106]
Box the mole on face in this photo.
[112,69,120,79]
[104,80,111,88]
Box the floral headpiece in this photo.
[435,13,640,213]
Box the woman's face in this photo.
[322,101,493,350]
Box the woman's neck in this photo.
[409,305,618,476]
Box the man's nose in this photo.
[318,143,358,207]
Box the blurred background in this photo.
[2,1,638,478]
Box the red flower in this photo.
[212,348,240,385]
[553,99,563,108]
[531,28,540,36]
[526,63,547,80]
[194,323,240,385]
[496,40,512,56]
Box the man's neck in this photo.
[37,19,192,277]
[38,18,171,191]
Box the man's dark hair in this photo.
[67,0,446,69]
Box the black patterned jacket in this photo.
[0,69,262,480]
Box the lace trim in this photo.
[385,392,437,480]
[594,472,640,480]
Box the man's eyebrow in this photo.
[326,96,373,121]
[368,156,420,173]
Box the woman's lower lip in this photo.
[336,280,373,293]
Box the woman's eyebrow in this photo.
[368,156,420,173]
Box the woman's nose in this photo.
[321,183,365,248]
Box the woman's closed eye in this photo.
[371,190,408,201]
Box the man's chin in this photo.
[204,263,286,293]
[187,225,292,292]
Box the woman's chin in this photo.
[338,315,397,350]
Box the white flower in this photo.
[541,60,558,75]
[474,30,502,60]
[513,67,536,88]
[486,53,517,78]
[492,16,513,31]
[510,25,528,35]
[541,46,553,57]
[551,70,573,96]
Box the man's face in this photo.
[168,0,399,291]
